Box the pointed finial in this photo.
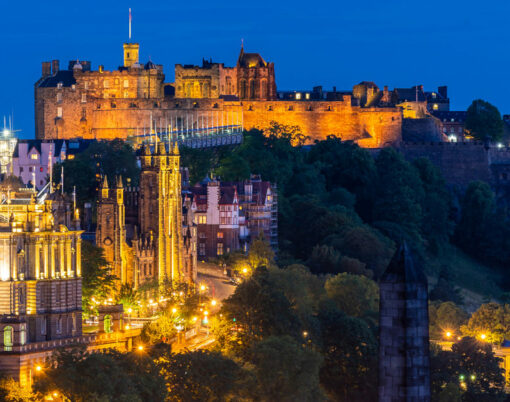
[158,141,166,155]
[241,38,244,50]
[102,175,109,189]
[116,175,123,188]
[173,141,179,156]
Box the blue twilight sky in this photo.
[0,0,508,138]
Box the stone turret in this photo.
[378,243,430,402]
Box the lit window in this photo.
[433,104,439,110]
[20,326,26,346]
[104,315,112,333]
[305,93,310,100]
[81,94,87,103]
[67,154,75,160]
[217,243,224,256]
[57,93,62,103]
[31,153,38,160]
[57,82,63,89]
[3,326,13,351]
[295,93,302,100]
[57,107,63,118]
[198,215,207,224]
[104,80,110,88]
[123,80,129,88]
[217,232,223,239]
[84,82,89,90]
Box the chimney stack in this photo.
[42,62,51,77]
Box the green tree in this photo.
[413,157,453,254]
[180,146,218,185]
[81,241,117,315]
[429,301,469,340]
[461,303,510,344]
[324,273,379,320]
[455,181,496,261]
[429,266,463,305]
[53,139,140,206]
[430,337,505,401]
[318,304,377,401]
[153,348,247,402]
[116,283,140,312]
[214,153,251,181]
[215,267,301,358]
[465,99,504,142]
[248,336,325,401]
[0,377,35,401]
[33,346,166,402]
[372,148,425,242]
[141,311,178,345]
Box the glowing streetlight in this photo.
[137,345,144,351]
[480,333,487,340]
[242,267,248,274]
[127,308,132,314]
[200,285,206,292]
[303,331,308,338]
[125,324,130,330]
[470,374,476,381]
[53,392,59,397]
[35,365,42,372]
[172,307,177,314]
[204,310,209,316]
[211,299,217,307]
[445,331,452,338]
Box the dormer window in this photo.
[57,82,63,89]
[31,153,38,160]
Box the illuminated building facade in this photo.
[189,176,277,259]
[97,142,197,289]
[34,41,404,148]
[0,187,83,385]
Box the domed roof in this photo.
[144,60,157,70]
[73,60,83,70]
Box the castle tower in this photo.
[378,244,431,402]
[123,43,139,68]
[139,142,184,285]
[96,175,127,283]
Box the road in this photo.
[196,262,236,306]
[172,262,236,352]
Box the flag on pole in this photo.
[129,8,132,41]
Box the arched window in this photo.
[240,80,247,99]
[260,80,267,100]
[249,80,256,99]
[4,326,13,351]
[104,315,112,333]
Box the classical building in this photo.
[188,176,277,260]
[96,142,197,289]
[0,185,83,385]
[34,41,404,148]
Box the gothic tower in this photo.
[96,176,127,283]
[139,142,184,285]
[378,243,431,402]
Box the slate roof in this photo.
[394,87,427,102]
[37,70,76,88]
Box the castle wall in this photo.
[400,142,492,188]
[242,99,402,147]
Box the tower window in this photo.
[3,326,13,351]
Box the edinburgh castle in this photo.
[34,41,408,148]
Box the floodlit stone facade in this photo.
[34,42,403,147]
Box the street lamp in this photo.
[445,331,452,338]
[211,299,217,307]
[137,345,144,351]
[480,333,487,340]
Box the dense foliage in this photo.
[465,99,504,142]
